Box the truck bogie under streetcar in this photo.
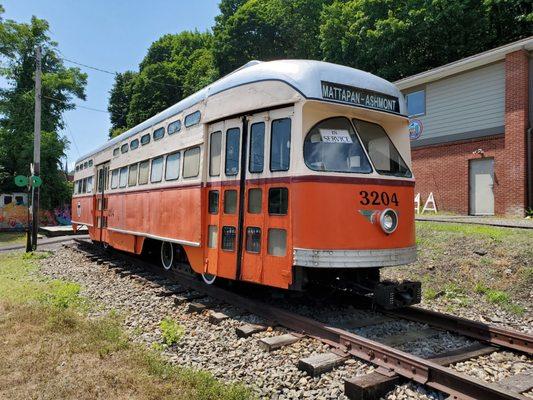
[72,60,420,309]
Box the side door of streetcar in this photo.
[95,162,110,244]
[205,117,242,280]
[240,107,293,288]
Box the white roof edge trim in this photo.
[395,36,533,90]
[76,59,404,163]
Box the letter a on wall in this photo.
[422,192,437,214]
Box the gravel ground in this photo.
[38,246,532,399]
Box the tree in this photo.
[107,71,136,137]
[213,0,332,76]
[319,0,532,81]
[110,31,218,131]
[0,11,87,209]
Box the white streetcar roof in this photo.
[77,60,404,163]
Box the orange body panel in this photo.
[292,180,415,250]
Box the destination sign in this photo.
[321,81,400,113]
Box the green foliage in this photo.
[319,0,532,81]
[108,31,218,135]
[0,9,87,209]
[423,287,438,300]
[213,0,331,75]
[159,317,185,346]
[43,280,83,310]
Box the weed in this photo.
[485,289,510,304]
[43,281,83,310]
[474,282,489,294]
[160,317,185,346]
[423,287,438,300]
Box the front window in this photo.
[352,119,412,178]
[304,117,372,173]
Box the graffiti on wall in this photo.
[0,192,72,230]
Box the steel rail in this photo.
[72,240,530,400]
[388,307,532,355]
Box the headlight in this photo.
[380,208,398,234]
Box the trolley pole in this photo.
[31,46,42,250]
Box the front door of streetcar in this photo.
[240,107,293,287]
[95,162,110,244]
[205,107,293,287]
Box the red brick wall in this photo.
[503,49,529,215]
[411,49,529,216]
[412,136,505,214]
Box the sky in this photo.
[2,0,221,170]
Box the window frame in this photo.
[249,122,265,173]
[138,160,150,185]
[406,89,426,117]
[119,166,128,188]
[183,146,201,178]
[221,226,236,252]
[209,130,222,177]
[140,133,151,146]
[303,116,373,175]
[153,127,165,141]
[113,148,119,156]
[130,139,139,150]
[225,127,240,177]
[150,156,164,183]
[128,163,138,187]
[208,190,219,214]
[120,144,128,154]
[184,110,201,127]
[269,117,291,172]
[165,151,181,181]
[168,120,181,135]
[268,187,289,215]
[110,169,119,189]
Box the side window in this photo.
[153,127,165,141]
[119,166,128,188]
[128,164,138,186]
[208,225,218,249]
[113,148,119,156]
[270,118,291,171]
[130,139,139,150]
[111,169,119,189]
[83,161,88,169]
[184,110,201,127]
[138,160,149,185]
[87,176,93,193]
[245,227,261,253]
[183,147,200,178]
[121,144,128,154]
[150,156,164,183]
[406,90,425,117]
[248,188,262,214]
[224,190,237,214]
[268,187,288,215]
[165,152,180,181]
[141,133,150,146]
[221,226,236,251]
[82,178,87,193]
[249,122,265,173]
[168,120,181,135]
[209,131,222,177]
[3,195,12,205]
[268,229,287,256]
[88,160,93,167]
[225,127,240,176]
[208,190,219,214]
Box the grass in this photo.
[384,221,532,317]
[160,317,185,346]
[0,251,253,400]
[0,231,26,246]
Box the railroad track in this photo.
[69,238,532,400]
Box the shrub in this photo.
[160,317,184,346]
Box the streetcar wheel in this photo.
[160,242,174,270]
[201,273,216,285]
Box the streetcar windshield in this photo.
[303,117,372,173]
[352,119,411,178]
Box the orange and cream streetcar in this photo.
[72,60,420,308]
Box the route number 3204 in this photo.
[359,191,399,206]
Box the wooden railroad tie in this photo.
[186,302,207,314]
[344,342,497,400]
[258,333,299,352]
[235,323,267,338]
[497,370,533,395]
[298,352,348,377]
[173,292,206,306]
[209,312,229,325]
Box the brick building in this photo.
[396,37,532,216]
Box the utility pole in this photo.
[32,46,42,250]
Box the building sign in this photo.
[408,119,423,140]
[321,81,400,113]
